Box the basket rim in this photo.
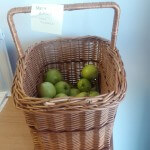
[24,35,110,56]
[19,102,119,115]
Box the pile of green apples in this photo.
[37,64,100,98]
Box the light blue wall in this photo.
[0,0,149,150]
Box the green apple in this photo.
[37,82,56,98]
[89,91,99,97]
[55,93,68,98]
[44,69,63,84]
[81,64,98,80]
[77,78,91,92]
[55,81,71,95]
[76,92,88,97]
[70,88,80,96]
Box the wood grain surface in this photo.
[0,97,33,150]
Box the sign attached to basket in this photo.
[31,4,64,35]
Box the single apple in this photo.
[76,92,88,97]
[37,82,56,98]
[77,78,91,92]
[55,81,71,95]
[55,93,68,98]
[89,91,99,97]
[70,88,80,96]
[81,64,98,80]
[44,69,63,84]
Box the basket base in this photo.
[30,123,113,150]
[34,145,112,150]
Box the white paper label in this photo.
[31,4,64,35]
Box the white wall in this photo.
[0,0,149,150]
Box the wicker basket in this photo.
[8,2,126,150]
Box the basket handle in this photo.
[7,2,120,58]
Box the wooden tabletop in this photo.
[0,97,113,150]
[0,97,33,150]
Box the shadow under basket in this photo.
[12,36,126,150]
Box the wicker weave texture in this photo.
[11,36,126,150]
[12,37,125,112]
[30,123,113,150]
[24,106,117,131]
[8,2,127,150]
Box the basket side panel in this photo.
[24,105,117,132]
[30,123,113,150]
[100,42,119,94]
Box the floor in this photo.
[0,97,33,150]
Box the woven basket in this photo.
[8,2,126,150]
